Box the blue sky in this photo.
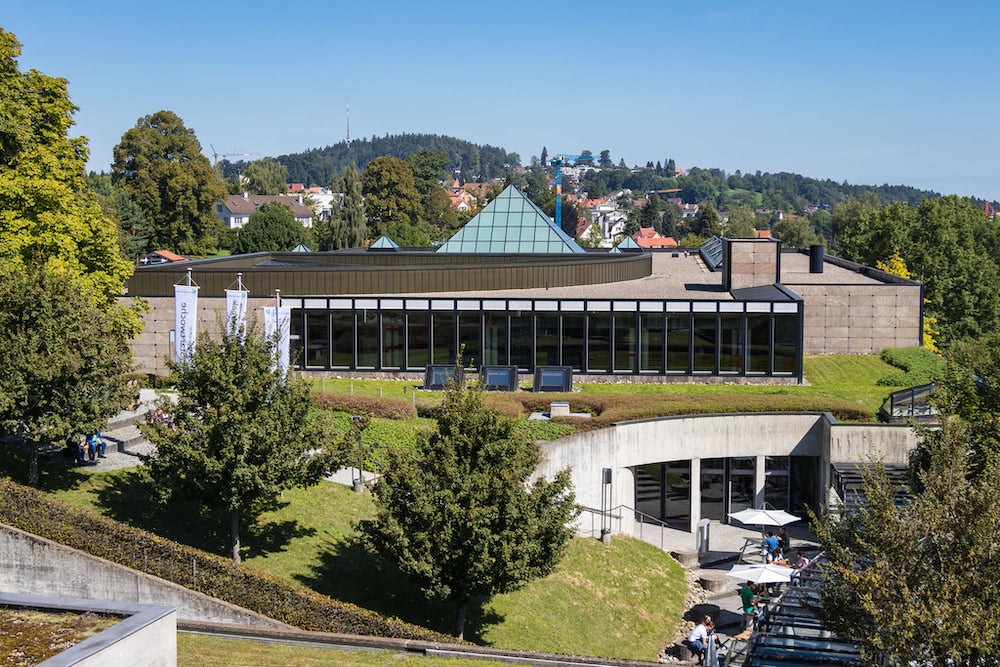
[5,1,999,201]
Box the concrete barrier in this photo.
[0,523,292,630]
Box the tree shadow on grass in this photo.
[0,444,99,494]
[295,535,503,644]
[94,471,313,560]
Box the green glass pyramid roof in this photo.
[613,236,643,252]
[369,235,400,251]
[437,185,584,254]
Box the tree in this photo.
[691,202,722,237]
[319,165,367,250]
[814,339,1000,665]
[112,110,227,255]
[241,158,288,195]
[598,149,613,169]
[0,266,134,487]
[0,29,137,330]
[540,146,548,167]
[142,326,345,563]
[726,204,758,238]
[232,202,308,254]
[360,380,578,640]
[772,215,820,248]
[88,173,154,259]
[361,156,422,237]
[665,158,676,178]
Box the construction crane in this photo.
[549,154,592,230]
[209,144,256,165]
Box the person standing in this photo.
[739,581,757,629]
[761,531,779,562]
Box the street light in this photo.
[351,415,363,493]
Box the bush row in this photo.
[0,479,449,642]
[313,392,417,420]
[878,347,946,387]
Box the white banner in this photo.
[174,284,199,362]
[225,289,248,337]
[264,306,292,372]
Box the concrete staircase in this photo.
[101,389,158,458]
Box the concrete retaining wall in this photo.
[1,592,176,667]
[536,412,919,536]
[0,524,292,630]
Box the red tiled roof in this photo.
[287,183,304,193]
[756,229,772,239]
[151,250,188,262]
[636,237,678,248]
[635,227,660,239]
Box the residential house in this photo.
[216,194,315,230]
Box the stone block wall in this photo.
[791,282,922,354]
[725,239,779,290]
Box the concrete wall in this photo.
[0,524,293,630]
[791,282,922,354]
[0,592,176,667]
[536,413,919,536]
[125,296,274,375]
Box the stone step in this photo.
[102,423,146,455]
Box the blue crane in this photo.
[549,153,592,230]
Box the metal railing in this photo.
[578,504,674,551]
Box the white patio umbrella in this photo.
[726,563,795,584]
[727,507,800,529]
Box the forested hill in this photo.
[220,134,520,188]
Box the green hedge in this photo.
[313,393,417,420]
[878,347,945,386]
[0,479,449,642]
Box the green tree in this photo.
[241,158,288,195]
[726,204,758,238]
[0,29,137,331]
[319,165,367,250]
[0,266,134,487]
[233,202,308,254]
[665,158,676,178]
[691,202,722,237]
[814,339,1000,665]
[112,110,227,255]
[360,380,578,640]
[598,149,613,169]
[362,156,422,238]
[88,173,154,259]
[772,215,821,248]
[142,326,345,563]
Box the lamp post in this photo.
[351,415,363,493]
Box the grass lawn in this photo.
[178,633,511,667]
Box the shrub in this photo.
[0,479,449,642]
[313,393,417,420]
[878,347,945,386]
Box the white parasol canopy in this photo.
[726,563,795,584]
[727,507,800,528]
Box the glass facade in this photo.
[285,297,802,379]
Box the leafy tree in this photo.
[142,325,345,563]
[0,266,134,487]
[360,380,578,640]
[598,149,613,169]
[241,158,288,195]
[362,156,422,237]
[726,204,758,238]
[814,339,1000,665]
[112,110,227,255]
[579,223,604,248]
[88,173,154,259]
[233,202,309,254]
[0,29,137,331]
[691,202,722,237]
[540,146,548,166]
[618,158,626,169]
[639,195,660,229]
[665,158,676,178]
[772,215,821,248]
[319,165,367,250]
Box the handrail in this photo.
[578,504,674,551]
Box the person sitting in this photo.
[87,433,108,459]
[684,615,714,664]
[792,550,809,569]
[761,531,780,562]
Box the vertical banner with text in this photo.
[225,289,248,337]
[174,284,199,363]
[264,306,292,372]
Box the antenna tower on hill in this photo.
[346,99,351,150]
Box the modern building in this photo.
[126,186,922,381]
